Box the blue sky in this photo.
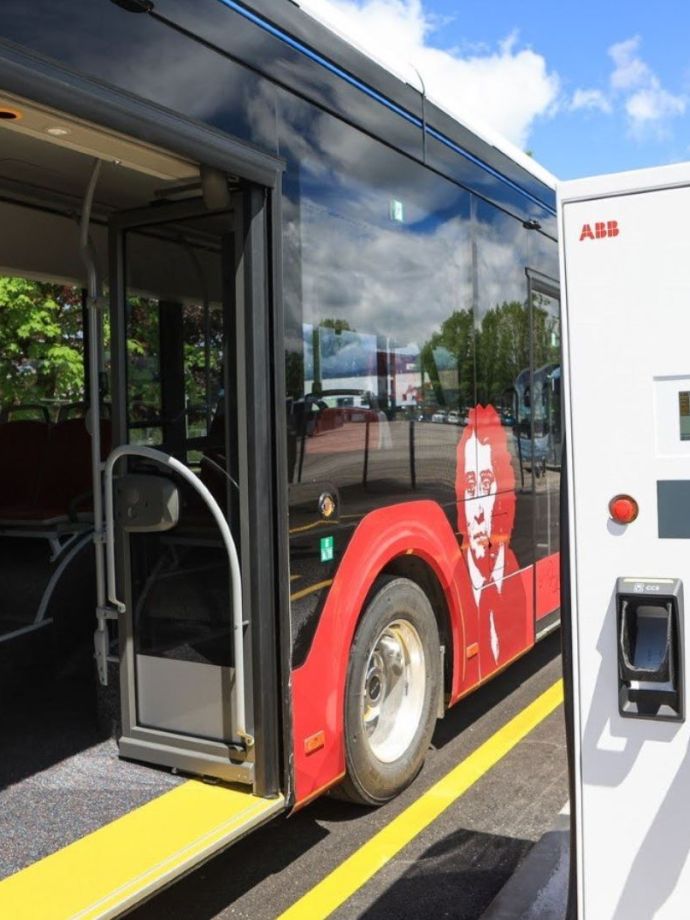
[302,0,690,179]
[424,0,690,178]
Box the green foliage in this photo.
[125,299,224,425]
[125,297,160,420]
[0,276,84,410]
[475,300,531,405]
[285,350,305,400]
[182,302,224,411]
[420,298,559,410]
[319,318,353,334]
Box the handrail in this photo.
[79,158,109,690]
[103,444,252,748]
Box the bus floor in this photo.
[0,641,182,880]
[130,631,567,920]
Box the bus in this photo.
[0,1,560,915]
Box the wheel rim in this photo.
[360,618,426,764]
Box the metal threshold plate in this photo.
[0,781,284,919]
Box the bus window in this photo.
[286,162,472,512]
[474,198,533,571]
[123,221,227,460]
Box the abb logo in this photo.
[580,220,619,241]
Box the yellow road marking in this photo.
[290,579,333,602]
[0,781,283,920]
[289,519,334,535]
[288,512,360,535]
[278,679,564,920]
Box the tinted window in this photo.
[282,103,473,519]
[473,198,534,568]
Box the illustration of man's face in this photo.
[463,433,497,560]
[456,405,517,575]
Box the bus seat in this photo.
[0,418,112,525]
[0,420,51,510]
[0,404,51,424]
[57,402,112,422]
[35,418,112,517]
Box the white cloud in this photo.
[609,37,652,91]
[626,84,686,125]
[609,36,685,134]
[567,35,685,138]
[299,0,430,71]
[570,88,612,114]
[297,0,559,149]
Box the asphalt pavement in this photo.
[129,631,567,920]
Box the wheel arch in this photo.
[291,500,470,807]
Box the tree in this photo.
[475,300,531,405]
[0,276,84,412]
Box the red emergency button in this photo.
[609,494,639,524]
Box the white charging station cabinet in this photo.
[560,164,690,919]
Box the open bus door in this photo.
[101,188,282,791]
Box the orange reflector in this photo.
[304,731,325,755]
[609,494,639,524]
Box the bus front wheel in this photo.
[339,576,441,805]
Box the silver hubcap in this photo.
[361,619,426,763]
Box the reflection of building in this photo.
[401,383,422,407]
[303,322,424,413]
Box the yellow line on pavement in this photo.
[289,520,333,535]
[278,679,564,920]
[290,579,333,602]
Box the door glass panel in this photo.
[126,294,162,445]
[532,287,561,564]
[121,208,238,742]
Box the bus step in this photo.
[118,735,255,782]
[0,781,284,920]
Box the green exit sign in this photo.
[320,535,334,562]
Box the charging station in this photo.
[560,164,690,918]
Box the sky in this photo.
[298,0,690,180]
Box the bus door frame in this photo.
[525,268,561,637]
[109,188,287,795]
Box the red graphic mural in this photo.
[290,403,550,806]
[455,405,531,677]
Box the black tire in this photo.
[338,576,441,806]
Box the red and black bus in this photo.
[0,1,560,912]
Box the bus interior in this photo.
[0,93,279,882]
